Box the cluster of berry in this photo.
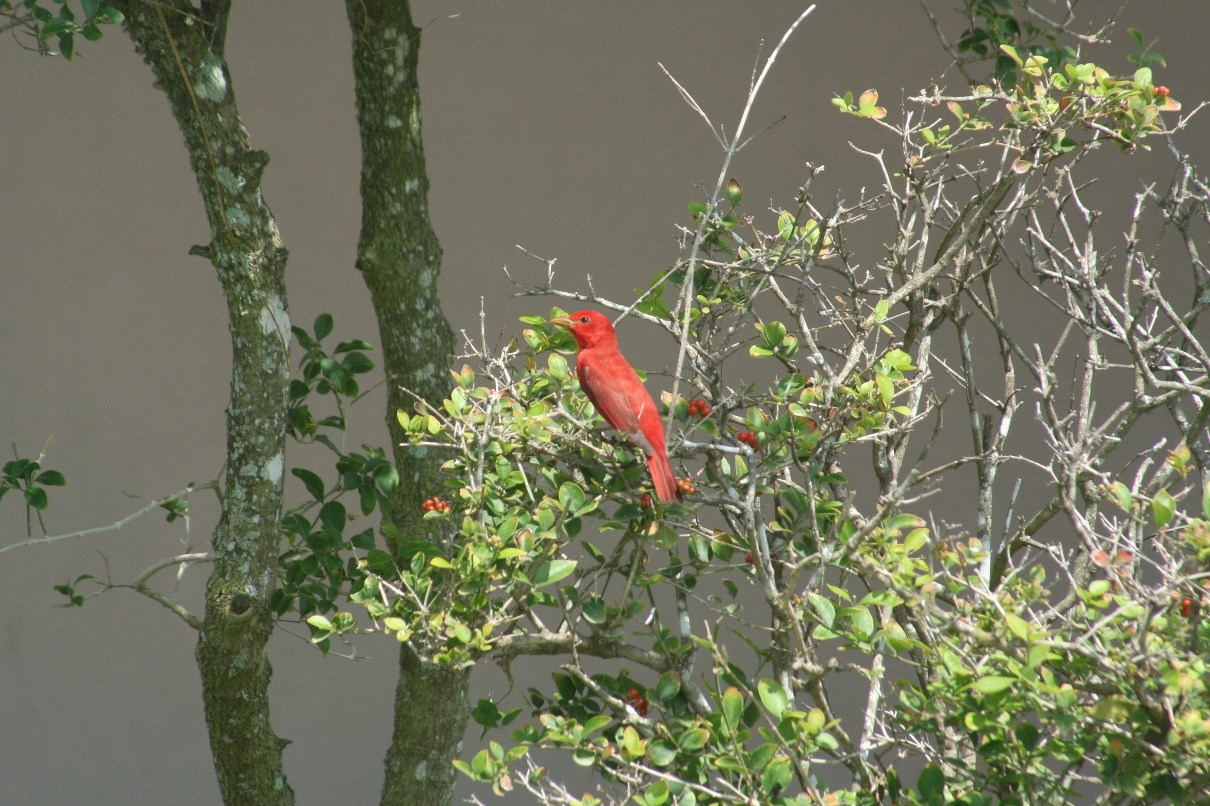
[736,430,760,451]
[686,398,712,417]
[421,496,451,514]
[1172,592,1198,618]
[625,687,648,717]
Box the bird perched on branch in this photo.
[550,310,679,504]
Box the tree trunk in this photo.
[342,3,469,805]
[117,3,293,803]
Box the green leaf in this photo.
[292,468,325,501]
[1152,489,1175,527]
[40,17,75,37]
[876,372,894,408]
[622,725,645,758]
[642,780,670,806]
[547,352,570,380]
[721,687,743,733]
[35,470,66,486]
[904,527,929,553]
[333,339,373,353]
[677,728,708,751]
[581,599,606,624]
[1004,612,1032,642]
[859,590,902,608]
[762,756,793,794]
[557,481,586,513]
[882,348,915,371]
[918,763,946,806]
[471,699,501,729]
[757,678,788,718]
[350,528,375,550]
[849,605,875,640]
[1109,481,1133,511]
[971,675,1015,694]
[532,559,576,587]
[654,672,680,702]
[999,43,1023,66]
[807,592,835,628]
[646,741,677,767]
[341,351,374,374]
[313,313,334,341]
[318,500,346,535]
[27,487,49,510]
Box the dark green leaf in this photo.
[918,764,946,806]
[35,470,65,486]
[292,468,325,501]
[341,351,374,374]
[319,500,347,535]
[654,672,680,702]
[27,487,49,510]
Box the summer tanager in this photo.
[551,310,679,503]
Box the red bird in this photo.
[551,310,679,503]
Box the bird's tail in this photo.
[648,451,680,504]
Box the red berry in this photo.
[745,553,755,565]
[627,688,640,700]
[1181,597,1193,618]
[676,477,696,495]
[1154,85,1170,97]
[637,703,648,717]
[640,493,654,510]
[423,497,450,514]
[737,430,760,451]
[688,398,712,417]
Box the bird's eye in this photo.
[579,316,590,324]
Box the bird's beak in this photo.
[549,316,574,330]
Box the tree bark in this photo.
[117,2,293,803]
[342,3,469,805]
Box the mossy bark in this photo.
[343,3,470,805]
[116,2,293,803]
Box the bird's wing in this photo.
[578,355,657,456]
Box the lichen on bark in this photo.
[115,2,294,802]
[344,3,469,805]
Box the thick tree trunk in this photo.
[342,3,470,805]
[117,3,293,803]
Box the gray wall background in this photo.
[3,2,1208,803]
